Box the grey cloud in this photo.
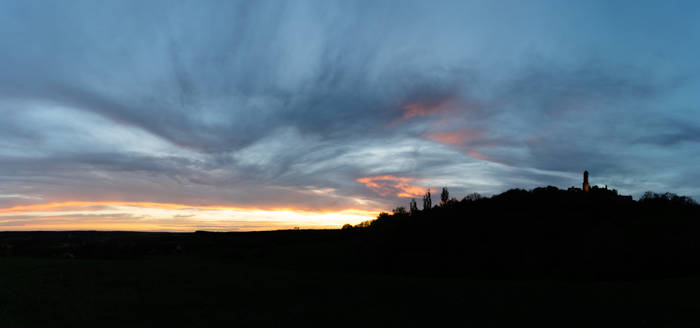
[633,120,700,146]
[0,1,486,154]
[1,0,699,218]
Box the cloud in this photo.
[0,0,699,230]
[632,120,700,146]
[425,131,482,145]
[356,175,425,198]
[398,98,455,121]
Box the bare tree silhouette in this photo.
[409,198,418,214]
[423,189,432,211]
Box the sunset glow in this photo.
[0,201,378,231]
[1,1,699,231]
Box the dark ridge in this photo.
[345,185,700,280]
[2,184,699,281]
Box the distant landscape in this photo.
[3,1,700,326]
[2,185,700,326]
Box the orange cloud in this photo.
[424,130,509,165]
[398,98,453,121]
[0,201,224,214]
[356,175,425,198]
[425,130,483,145]
[466,151,490,161]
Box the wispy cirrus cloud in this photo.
[1,0,700,231]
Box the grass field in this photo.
[2,256,700,327]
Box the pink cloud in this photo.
[425,130,483,145]
[391,98,456,124]
[356,175,425,198]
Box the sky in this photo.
[1,0,700,231]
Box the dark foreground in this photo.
[1,230,700,327]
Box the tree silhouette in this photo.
[440,187,449,207]
[464,192,482,201]
[409,198,418,214]
[423,189,432,211]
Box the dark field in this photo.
[1,230,700,327]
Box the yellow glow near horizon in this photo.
[0,201,379,232]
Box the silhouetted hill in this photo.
[346,186,700,279]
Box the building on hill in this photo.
[583,170,590,192]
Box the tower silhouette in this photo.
[583,170,590,192]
